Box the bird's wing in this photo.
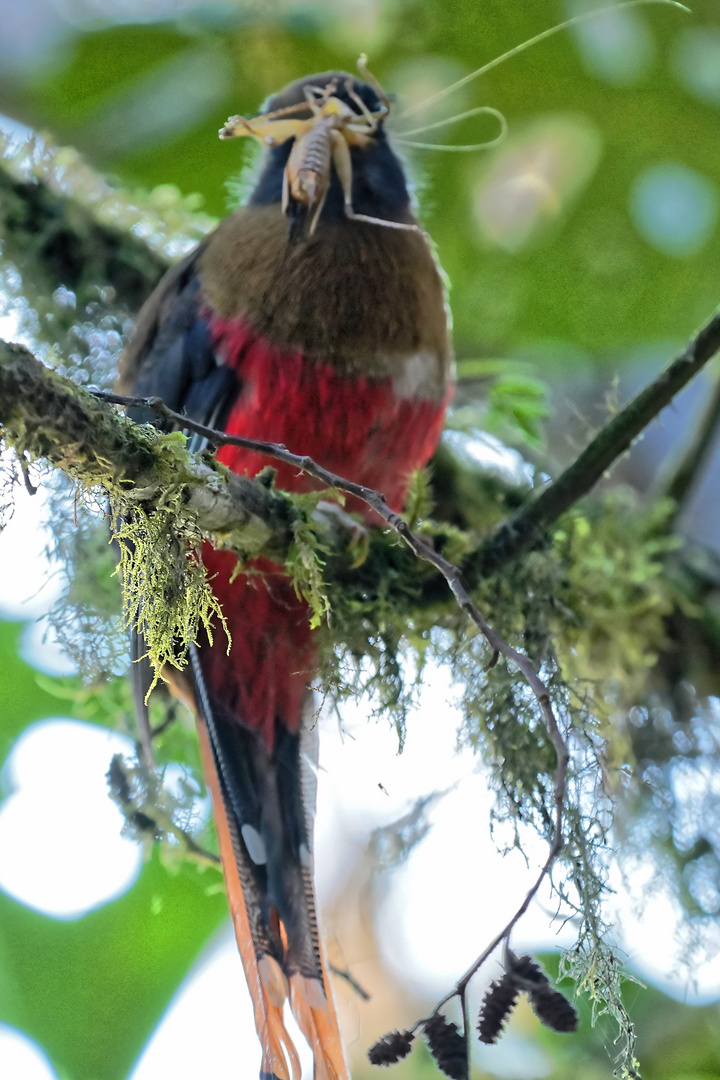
[118,240,240,438]
[116,240,241,737]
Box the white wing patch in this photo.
[241,823,268,865]
[391,349,445,399]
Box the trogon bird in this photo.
[117,71,453,1080]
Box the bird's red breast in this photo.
[200,205,450,749]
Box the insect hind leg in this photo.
[329,129,423,235]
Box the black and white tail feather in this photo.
[190,646,349,1080]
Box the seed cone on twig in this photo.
[367,1029,415,1066]
[477,971,520,1044]
[508,953,550,991]
[423,1013,469,1080]
[372,954,578,1073]
[529,985,578,1033]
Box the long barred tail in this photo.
[196,719,298,1080]
[289,973,350,1080]
[190,650,349,1080]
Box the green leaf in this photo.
[0,849,227,1080]
[0,621,68,766]
[0,620,229,1079]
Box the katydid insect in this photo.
[219,2,686,245]
[220,64,422,238]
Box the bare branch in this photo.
[661,364,720,522]
[467,306,720,578]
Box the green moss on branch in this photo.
[0,340,297,558]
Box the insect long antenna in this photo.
[357,53,391,113]
[394,106,507,152]
[395,0,690,122]
[344,78,387,129]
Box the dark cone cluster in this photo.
[510,954,578,1033]
[422,1013,469,1080]
[367,1030,415,1066]
[476,954,578,1049]
[367,954,578,1075]
[477,972,520,1044]
[529,985,579,1033]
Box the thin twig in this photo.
[468,306,720,576]
[328,964,371,1001]
[95,386,571,1008]
[20,459,37,496]
[145,804,221,868]
[429,819,564,1015]
[92,390,565,760]
[660,361,720,523]
[108,754,221,868]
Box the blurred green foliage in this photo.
[0,622,227,1080]
[2,0,719,358]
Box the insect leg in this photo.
[343,77,385,133]
[330,131,423,234]
[303,80,338,115]
[356,54,391,114]
[220,114,312,146]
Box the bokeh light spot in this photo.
[672,26,720,107]
[0,719,142,917]
[629,163,718,257]
[0,1025,57,1080]
[0,480,62,621]
[130,935,313,1080]
[568,0,655,85]
[474,115,602,251]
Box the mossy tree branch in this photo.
[2,337,577,1077]
[0,139,170,311]
[4,140,720,595]
[0,340,297,563]
[4,181,719,1080]
[4,302,720,619]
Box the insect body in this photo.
[285,107,335,220]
